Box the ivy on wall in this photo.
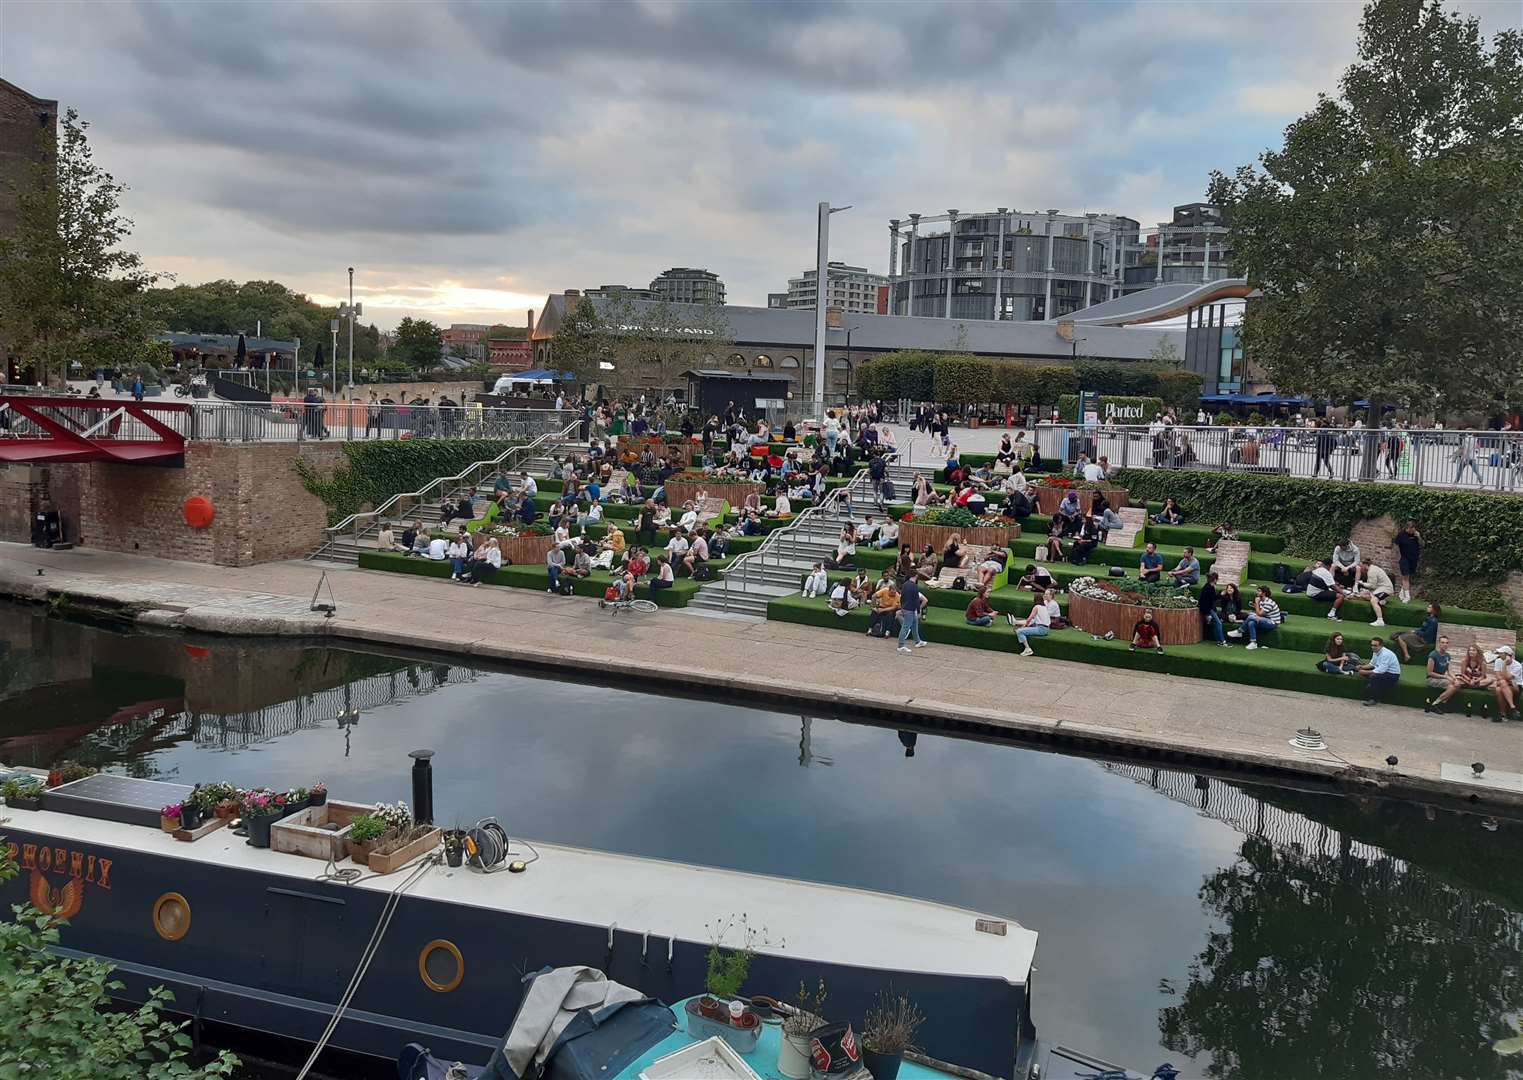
[294,439,521,523]
[1112,468,1523,615]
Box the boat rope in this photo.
[294,854,437,1080]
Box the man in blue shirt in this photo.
[897,575,929,652]
[1139,543,1164,583]
[1358,637,1402,706]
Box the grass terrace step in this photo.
[765,594,1490,711]
[357,550,722,607]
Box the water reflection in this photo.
[3,606,1520,1078]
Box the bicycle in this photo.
[598,597,658,614]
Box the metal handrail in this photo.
[321,419,580,550]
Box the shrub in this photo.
[347,814,387,843]
[917,506,978,528]
[1057,395,1164,423]
[932,354,995,405]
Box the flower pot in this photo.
[683,999,762,1054]
[280,799,304,818]
[778,1032,813,1080]
[160,815,181,833]
[246,814,275,849]
[6,795,42,811]
[862,1047,903,1080]
[345,837,379,866]
[181,805,204,830]
[309,790,327,806]
[214,800,238,819]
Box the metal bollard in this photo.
[409,748,435,825]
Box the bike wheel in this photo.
[630,599,659,613]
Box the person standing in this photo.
[896,573,928,652]
[1452,431,1483,485]
[1198,571,1228,645]
[1314,420,1337,478]
[1394,520,1422,603]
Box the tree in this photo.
[146,279,381,366]
[0,108,165,386]
[393,316,443,371]
[549,296,611,386]
[0,840,238,1078]
[1209,0,1523,414]
[1148,338,1182,366]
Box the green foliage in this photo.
[147,279,382,366]
[1111,468,1523,580]
[1057,395,1164,423]
[394,316,445,371]
[932,354,995,405]
[704,915,767,1002]
[1154,367,1204,411]
[0,841,239,1078]
[0,108,164,387]
[917,506,979,528]
[856,350,937,401]
[1074,360,1158,396]
[1209,0,1523,413]
[295,439,522,523]
[347,814,387,842]
[0,777,42,800]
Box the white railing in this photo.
[1043,423,1523,493]
[315,419,579,556]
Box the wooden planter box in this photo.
[1032,486,1129,515]
[366,827,442,874]
[617,436,697,469]
[481,532,556,565]
[272,799,377,861]
[1067,591,1202,645]
[664,479,762,512]
[898,520,1022,556]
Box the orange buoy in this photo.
[183,496,214,528]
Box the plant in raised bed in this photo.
[2,777,45,810]
[861,989,926,1080]
[913,505,978,529]
[159,802,184,833]
[239,788,286,848]
[686,915,774,1053]
[1069,576,1197,609]
[46,761,97,787]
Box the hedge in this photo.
[296,439,523,524]
[766,594,1489,711]
[1056,395,1164,424]
[1109,469,1523,580]
[854,353,1201,408]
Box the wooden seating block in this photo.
[1211,539,1251,584]
[1109,507,1147,549]
[1439,622,1517,657]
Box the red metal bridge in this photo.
[0,395,187,465]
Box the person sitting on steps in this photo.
[1139,542,1164,583]
[1492,644,1522,722]
[1356,636,1401,706]
[1316,632,1361,675]
[1228,585,1283,648]
[1130,608,1165,654]
[1429,643,1489,713]
[965,586,1001,627]
[1355,558,1396,626]
[1393,602,1441,662]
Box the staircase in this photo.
[687,464,895,618]
[308,424,582,564]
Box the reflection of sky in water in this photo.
[139,667,1245,1069]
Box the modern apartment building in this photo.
[782,261,889,315]
[584,284,656,302]
[650,267,726,305]
[887,204,1235,322]
[888,209,1138,322]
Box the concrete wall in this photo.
[0,443,345,567]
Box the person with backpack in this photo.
[868,452,888,508]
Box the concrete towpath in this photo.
[1,542,1519,810]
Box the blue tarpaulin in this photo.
[1200,393,1308,406]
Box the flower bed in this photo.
[898,514,1022,557]
[1066,575,1201,645]
[1032,480,1129,515]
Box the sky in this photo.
[2,0,1518,332]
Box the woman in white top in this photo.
[1016,588,1061,655]
[468,539,502,587]
[446,536,470,580]
[912,473,934,508]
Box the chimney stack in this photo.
[826,306,844,329]
[527,309,535,337]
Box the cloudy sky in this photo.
[2,0,1517,330]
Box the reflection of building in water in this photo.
[1102,762,1523,949]
[76,664,480,757]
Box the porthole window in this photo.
[152,892,191,942]
[419,939,464,993]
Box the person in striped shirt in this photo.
[1226,585,1284,649]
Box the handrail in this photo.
[322,418,580,543]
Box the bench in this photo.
[1107,506,1147,549]
[928,546,999,589]
[1210,539,1251,585]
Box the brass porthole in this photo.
[152,892,191,942]
[418,939,464,993]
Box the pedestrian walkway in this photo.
[2,542,1517,809]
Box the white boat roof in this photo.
[6,806,1038,984]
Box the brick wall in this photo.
[0,462,83,545]
[30,442,347,567]
[1348,515,1401,575]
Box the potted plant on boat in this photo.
[240,788,283,848]
[160,802,184,833]
[779,979,827,1080]
[442,828,466,868]
[687,915,769,1053]
[175,788,206,830]
[309,781,327,807]
[1,777,45,811]
[187,783,223,822]
[860,989,925,1080]
[46,761,98,788]
[344,813,389,866]
[284,787,309,816]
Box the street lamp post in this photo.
[845,325,860,403]
[330,320,339,397]
[812,201,852,421]
[346,267,355,394]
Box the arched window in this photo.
[727,353,747,367]
[754,354,773,367]
[831,357,852,370]
[701,353,716,366]
[780,356,799,368]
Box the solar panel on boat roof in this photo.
[41,775,194,828]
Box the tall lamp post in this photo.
[346,267,355,393]
[812,201,852,421]
[844,324,860,402]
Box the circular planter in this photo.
[617,436,697,469]
[1032,486,1129,515]
[483,532,556,566]
[897,520,1022,556]
[664,478,762,511]
[1067,590,1201,645]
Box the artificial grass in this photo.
[357,550,719,607]
[766,593,1490,711]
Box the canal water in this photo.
[3,606,1521,1080]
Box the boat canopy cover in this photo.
[482,966,676,1080]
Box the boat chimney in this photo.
[409,748,435,825]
